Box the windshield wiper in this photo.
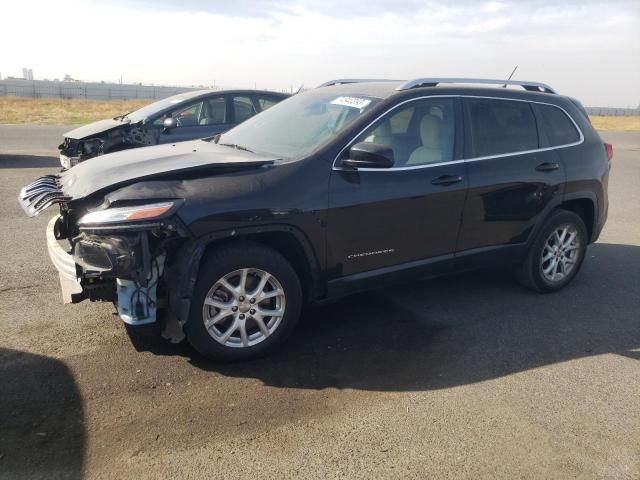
[113,112,131,122]
[218,143,254,153]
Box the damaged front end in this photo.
[71,218,173,327]
[59,137,105,168]
[20,138,279,344]
[20,175,187,332]
[59,122,158,168]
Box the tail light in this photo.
[604,143,614,162]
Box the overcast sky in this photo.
[1,0,638,106]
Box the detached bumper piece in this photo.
[19,175,69,217]
[46,216,83,303]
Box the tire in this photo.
[186,242,302,361]
[515,209,588,293]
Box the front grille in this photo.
[18,174,70,217]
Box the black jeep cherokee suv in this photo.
[19,77,611,361]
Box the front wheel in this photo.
[515,209,588,292]
[186,242,302,361]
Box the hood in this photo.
[58,139,277,200]
[63,118,127,140]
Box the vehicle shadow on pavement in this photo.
[0,348,85,479]
[0,154,59,169]
[140,242,640,392]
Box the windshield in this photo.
[215,89,381,159]
[123,91,206,123]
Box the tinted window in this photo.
[152,100,205,127]
[469,99,538,157]
[126,91,208,123]
[233,96,257,123]
[202,97,226,125]
[357,98,455,167]
[257,96,278,111]
[536,104,580,146]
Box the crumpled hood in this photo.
[59,140,278,200]
[63,118,127,140]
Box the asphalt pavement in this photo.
[0,126,639,479]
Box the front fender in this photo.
[162,224,323,342]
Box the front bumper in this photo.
[46,215,83,303]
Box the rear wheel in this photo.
[515,209,588,292]
[186,242,302,361]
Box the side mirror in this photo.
[341,142,394,169]
[163,117,177,130]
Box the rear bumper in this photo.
[46,215,83,303]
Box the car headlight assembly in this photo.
[78,201,176,226]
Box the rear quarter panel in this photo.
[559,101,610,238]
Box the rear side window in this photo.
[468,99,538,157]
[536,104,580,146]
[257,96,279,111]
[202,97,227,125]
[233,96,257,123]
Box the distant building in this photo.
[22,68,34,80]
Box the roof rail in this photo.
[317,78,401,88]
[396,78,557,94]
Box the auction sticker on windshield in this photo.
[331,96,372,109]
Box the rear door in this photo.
[253,94,283,113]
[456,97,565,264]
[228,95,259,128]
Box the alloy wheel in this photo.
[202,268,286,348]
[540,224,581,283]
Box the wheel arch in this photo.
[520,192,597,262]
[558,196,596,242]
[554,188,598,242]
[163,224,323,341]
[199,228,322,304]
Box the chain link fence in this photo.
[584,107,640,116]
[1,79,638,115]
[0,79,198,100]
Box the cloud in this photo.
[1,0,638,106]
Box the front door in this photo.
[158,96,229,144]
[327,97,468,283]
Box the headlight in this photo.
[78,201,175,226]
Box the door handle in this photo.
[431,175,463,186]
[535,162,560,172]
